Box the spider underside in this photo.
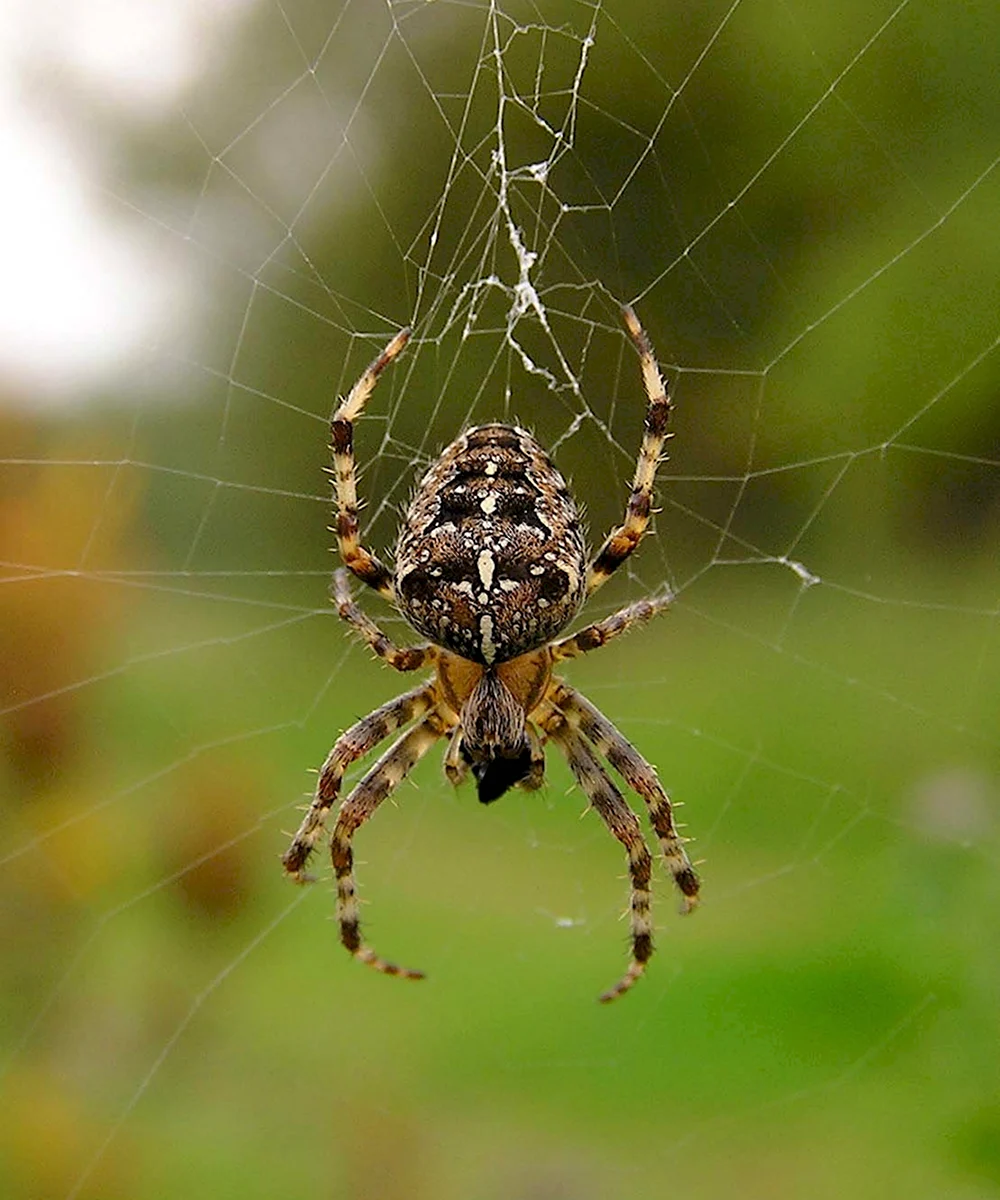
[283,307,700,1003]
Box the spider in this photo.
[283,306,699,1002]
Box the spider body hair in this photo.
[458,670,530,803]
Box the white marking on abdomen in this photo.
[480,614,497,664]
[477,549,495,590]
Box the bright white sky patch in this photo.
[0,0,253,404]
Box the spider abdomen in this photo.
[395,424,587,664]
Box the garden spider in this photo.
[283,307,699,1002]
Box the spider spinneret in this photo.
[283,306,700,1002]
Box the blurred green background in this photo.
[1,2,998,1198]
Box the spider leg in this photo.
[333,568,434,672]
[587,306,672,596]
[282,682,435,880]
[550,682,699,912]
[443,729,468,787]
[519,723,546,791]
[330,327,410,601]
[551,593,671,662]
[332,711,449,980]
[539,703,655,1003]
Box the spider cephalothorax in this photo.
[283,307,700,1002]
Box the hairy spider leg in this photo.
[549,682,699,912]
[330,328,411,600]
[551,593,672,662]
[587,306,673,595]
[331,712,450,979]
[539,703,655,1003]
[282,683,435,879]
[332,567,434,671]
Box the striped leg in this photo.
[332,568,434,672]
[282,683,435,880]
[332,712,448,980]
[330,327,410,599]
[540,705,655,1003]
[551,682,699,912]
[520,723,546,791]
[443,729,468,788]
[587,306,672,596]
[551,594,671,663]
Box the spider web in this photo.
[2,2,998,1197]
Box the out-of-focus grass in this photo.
[2,556,997,1200]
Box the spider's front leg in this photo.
[330,327,410,601]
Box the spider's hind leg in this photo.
[332,711,448,980]
[551,682,700,913]
[551,593,671,663]
[539,704,655,1003]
